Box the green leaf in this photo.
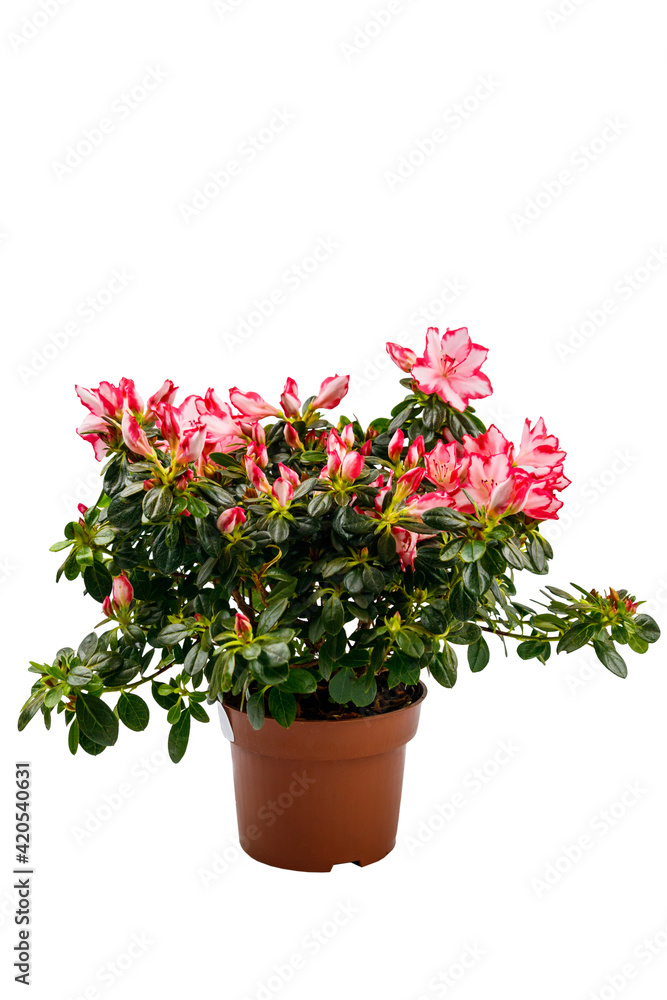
[633,614,660,644]
[387,655,420,688]
[429,643,458,687]
[627,632,649,654]
[449,580,477,620]
[77,632,99,661]
[462,561,491,596]
[460,539,486,562]
[75,693,119,747]
[396,630,424,659]
[143,486,173,521]
[258,598,288,634]
[17,690,46,731]
[593,639,628,678]
[447,622,482,645]
[246,691,266,730]
[421,507,469,531]
[517,640,551,660]
[67,665,93,688]
[557,623,598,654]
[377,530,397,563]
[168,710,191,762]
[268,687,297,728]
[107,495,143,530]
[189,701,210,723]
[67,719,79,755]
[440,538,465,561]
[187,496,209,518]
[79,733,107,756]
[280,669,318,694]
[118,692,150,732]
[83,563,113,603]
[322,594,345,635]
[468,637,490,672]
[329,666,358,703]
[157,622,194,645]
[50,539,74,552]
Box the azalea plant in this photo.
[19,327,659,761]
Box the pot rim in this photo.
[222,680,428,726]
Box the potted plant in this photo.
[19,326,660,871]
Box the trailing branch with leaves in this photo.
[18,327,660,761]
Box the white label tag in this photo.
[217,703,234,742]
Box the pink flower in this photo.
[278,463,300,488]
[451,454,530,517]
[424,440,461,492]
[386,343,417,373]
[280,378,301,418]
[234,612,252,639]
[410,327,493,411]
[246,458,271,495]
[514,417,566,475]
[76,381,124,418]
[229,387,282,419]
[311,374,350,410]
[461,425,513,460]
[272,478,294,507]
[340,451,365,483]
[244,442,268,469]
[217,507,246,533]
[405,435,425,470]
[112,572,134,609]
[388,429,404,463]
[284,423,303,450]
[403,490,454,518]
[195,391,246,455]
[121,408,154,459]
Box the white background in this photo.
[1,1,666,998]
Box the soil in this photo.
[225,674,421,723]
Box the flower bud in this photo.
[217,506,246,534]
[388,428,404,463]
[112,573,134,609]
[234,611,252,639]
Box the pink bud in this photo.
[234,611,252,638]
[147,379,179,412]
[340,423,355,447]
[327,450,342,478]
[386,342,417,373]
[121,408,154,459]
[217,506,246,533]
[119,377,144,413]
[394,467,425,501]
[284,424,303,450]
[112,573,134,609]
[361,439,372,456]
[341,451,365,483]
[278,463,300,488]
[175,421,207,465]
[280,378,301,418]
[312,374,350,411]
[388,428,405,463]
[102,596,113,618]
[77,503,88,516]
[229,387,282,419]
[405,434,425,470]
[272,478,294,508]
[246,458,271,495]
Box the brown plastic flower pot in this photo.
[221,683,427,872]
